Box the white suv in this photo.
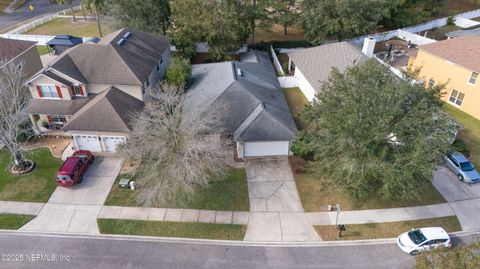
[397,227,452,255]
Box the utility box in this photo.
[119,178,131,188]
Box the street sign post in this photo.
[29,4,35,17]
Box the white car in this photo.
[397,227,452,255]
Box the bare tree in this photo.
[0,60,34,172]
[119,83,230,206]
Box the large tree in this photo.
[171,0,248,61]
[56,0,76,22]
[300,0,385,44]
[294,60,456,201]
[269,0,298,35]
[119,84,229,206]
[0,60,34,172]
[82,0,107,37]
[242,0,271,45]
[107,0,171,36]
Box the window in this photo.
[469,72,478,85]
[428,79,435,87]
[50,115,67,123]
[71,85,83,96]
[449,89,465,106]
[38,85,59,98]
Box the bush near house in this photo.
[164,56,191,87]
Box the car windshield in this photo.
[408,230,427,245]
[57,175,71,181]
[460,161,475,172]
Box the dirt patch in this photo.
[22,137,70,158]
[120,159,140,174]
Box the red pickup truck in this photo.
[56,150,95,187]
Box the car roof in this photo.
[449,151,470,163]
[419,227,449,240]
[58,157,81,174]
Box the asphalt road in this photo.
[0,0,80,31]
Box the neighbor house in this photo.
[408,36,480,119]
[185,51,297,158]
[25,28,171,153]
[286,41,368,101]
[0,37,43,78]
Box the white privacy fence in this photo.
[278,76,298,88]
[270,46,285,76]
[396,29,437,45]
[0,33,91,45]
[454,17,480,28]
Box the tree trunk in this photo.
[14,151,26,170]
[70,4,76,22]
[81,4,87,21]
[95,6,103,37]
[284,24,288,35]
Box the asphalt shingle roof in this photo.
[185,52,297,142]
[0,38,36,62]
[26,96,92,116]
[46,35,83,46]
[288,41,367,93]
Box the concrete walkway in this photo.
[243,158,321,242]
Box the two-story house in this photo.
[25,28,171,153]
[408,36,480,120]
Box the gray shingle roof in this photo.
[447,27,480,38]
[26,96,92,116]
[44,28,170,85]
[63,86,144,133]
[0,37,36,62]
[288,41,368,92]
[46,35,83,46]
[185,51,297,141]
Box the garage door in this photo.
[243,141,290,157]
[74,135,102,152]
[101,136,126,152]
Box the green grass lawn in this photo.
[36,45,49,55]
[104,168,249,211]
[25,18,114,37]
[283,87,309,130]
[98,219,246,240]
[0,149,62,202]
[315,216,461,241]
[293,164,446,211]
[444,104,480,168]
[0,214,35,230]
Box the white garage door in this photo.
[243,141,290,157]
[74,135,102,152]
[101,136,126,152]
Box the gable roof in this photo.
[0,38,36,62]
[288,41,367,92]
[46,35,83,46]
[63,87,144,133]
[39,28,170,85]
[416,36,480,73]
[185,52,297,141]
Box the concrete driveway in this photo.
[244,157,320,242]
[433,166,480,231]
[21,157,122,234]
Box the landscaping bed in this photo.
[315,216,461,241]
[0,149,62,202]
[104,168,249,211]
[0,214,35,230]
[98,219,246,240]
[25,18,114,37]
[283,87,309,130]
[291,157,447,211]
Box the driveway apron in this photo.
[244,157,320,242]
[21,157,122,234]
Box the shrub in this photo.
[452,139,470,157]
[164,56,192,87]
[447,15,455,26]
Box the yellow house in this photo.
[408,36,480,119]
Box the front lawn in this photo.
[283,87,309,130]
[98,219,246,240]
[25,18,114,37]
[104,168,249,211]
[292,158,447,211]
[444,104,480,168]
[315,216,461,241]
[0,214,35,230]
[36,45,49,56]
[0,149,62,202]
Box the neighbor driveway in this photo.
[21,157,122,234]
[244,157,320,242]
[433,166,480,231]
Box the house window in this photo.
[449,89,465,106]
[469,72,478,85]
[428,79,435,87]
[38,85,59,98]
[50,115,67,123]
[71,85,83,96]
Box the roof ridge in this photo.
[108,44,143,84]
[233,103,265,139]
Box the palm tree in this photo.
[56,0,76,22]
[82,0,106,37]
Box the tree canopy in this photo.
[164,56,192,87]
[293,60,456,200]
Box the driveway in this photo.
[21,157,122,234]
[244,157,320,242]
[433,166,480,231]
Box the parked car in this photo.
[445,151,480,183]
[397,227,452,255]
[56,150,94,187]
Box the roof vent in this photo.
[123,32,132,39]
[116,38,126,46]
[237,68,243,77]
